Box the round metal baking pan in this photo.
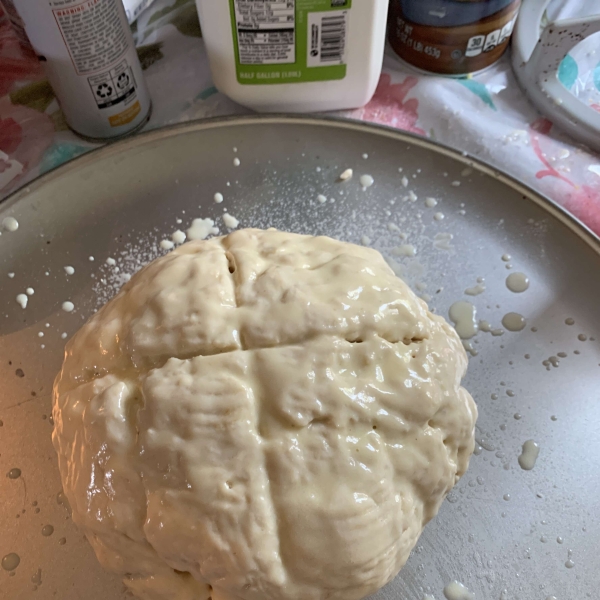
[0,116,598,600]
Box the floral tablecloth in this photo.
[1,0,600,235]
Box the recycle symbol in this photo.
[116,72,130,89]
[96,83,112,98]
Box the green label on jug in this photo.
[229,0,350,85]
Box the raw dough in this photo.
[53,229,477,600]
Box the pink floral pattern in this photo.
[562,183,600,235]
[529,118,575,187]
[529,117,600,236]
[0,114,20,155]
[0,97,54,191]
[348,73,426,136]
[0,5,44,97]
[0,5,52,191]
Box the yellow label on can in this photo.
[109,101,141,127]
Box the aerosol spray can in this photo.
[11,0,151,141]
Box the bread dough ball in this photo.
[53,229,477,600]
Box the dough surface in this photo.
[53,229,477,600]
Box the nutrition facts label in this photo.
[52,0,129,74]
[233,0,296,65]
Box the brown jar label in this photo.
[388,0,521,75]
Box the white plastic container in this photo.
[196,0,389,113]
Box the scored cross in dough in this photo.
[53,228,477,600]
